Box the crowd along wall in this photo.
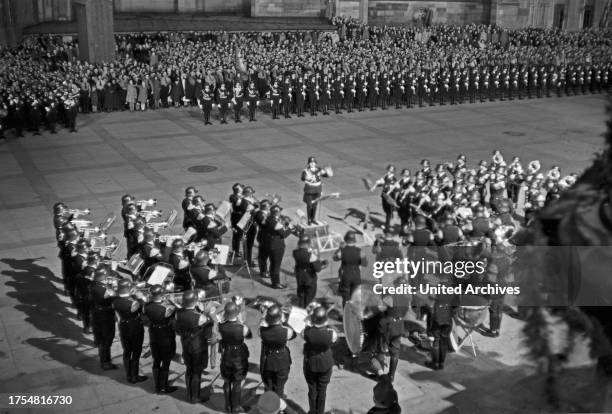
[367,0,491,26]
[251,0,326,17]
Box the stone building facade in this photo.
[1,0,610,46]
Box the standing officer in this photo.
[246,81,259,122]
[144,285,178,394]
[200,84,214,125]
[269,81,282,120]
[241,186,259,267]
[296,78,307,118]
[233,81,244,123]
[371,297,405,382]
[293,236,326,308]
[307,76,319,116]
[217,83,232,125]
[218,300,251,413]
[261,205,293,289]
[175,290,214,404]
[281,77,293,119]
[90,268,118,370]
[260,305,297,398]
[113,285,147,383]
[301,156,331,225]
[333,231,368,306]
[302,306,338,414]
[59,229,79,298]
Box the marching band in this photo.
[50,150,578,410]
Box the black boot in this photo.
[153,367,161,393]
[124,356,132,382]
[130,359,147,383]
[223,381,232,413]
[388,356,398,382]
[162,370,178,393]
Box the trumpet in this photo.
[157,234,182,243]
[137,198,157,208]
[68,208,91,216]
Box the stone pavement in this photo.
[0,95,608,414]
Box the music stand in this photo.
[232,230,255,287]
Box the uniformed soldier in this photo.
[373,164,398,231]
[259,305,297,398]
[293,236,325,308]
[404,215,435,261]
[168,239,193,291]
[332,75,344,114]
[319,77,331,115]
[356,73,368,111]
[307,76,319,116]
[175,290,214,404]
[260,205,293,289]
[200,83,214,125]
[368,73,379,110]
[296,78,307,117]
[345,75,356,113]
[230,183,245,257]
[426,280,458,371]
[233,81,244,123]
[65,96,78,132]
[59,227,79,297]
[246,81,259,122]
[70,239,91,304]
[182,186,198,231]
[267,81,281,120]
[379,73,390,110]
[302,306,338,414]
[217,83,232,124]
[371,297,405,382]
[240,186,259,266]
[218,300,251,413]
[139,229,163,278]
[197,203,228,250]
[333,231,368,306]
[144,285,178,394]
[90,268,118,370]
[281,77,293,119]
[190,249,223,299]
[113,285,147,383]
[75,251,98,333]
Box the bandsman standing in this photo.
[90,268,118,370]
[333,231,368,306]
[144,285,178,394]
[113,285,147,384]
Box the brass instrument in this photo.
[157,234,183,244]
[67,208,91,216]
[136,199,157,208]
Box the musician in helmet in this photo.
[333,231,368,307]
[230,183,245,258]
[301,156,331,226]
[190,249,224,299]
[169,239,193,291]
[143,285,178,394]
[52,202,70,245]
[372,165,398,231]
[74,251,99,334]
[182,186,198,231]
[112,285,147,383]
[90,268,118,370]
[126,216,146,259]
[293,236,326,308]
[260,205,293,289]
[218,300,251,413]
[139,228,163,278]
[70,239,91,304]
[198,203,228,250]
[259,305,297,398]
[404,215,435,261]
[469,205,494,241]
[175,290,214,404]
[242,186,259,267]
[58,227,79,297]
[302,306,338,414]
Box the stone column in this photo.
[74,0,114,63]
[360,0,368,24]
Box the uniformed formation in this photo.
[1,21,611,135]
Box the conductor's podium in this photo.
[296,221,343,252]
